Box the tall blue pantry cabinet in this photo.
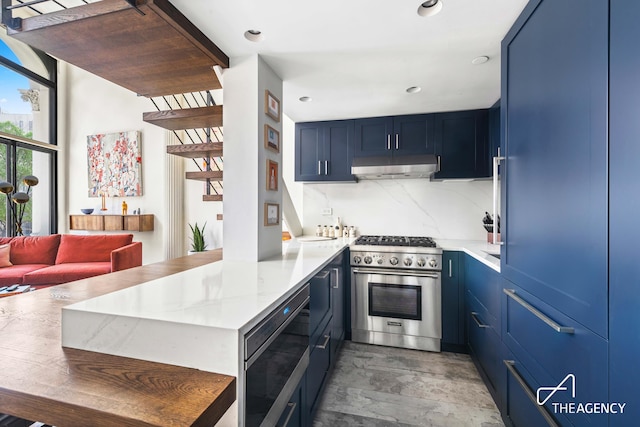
[501,0,612,425]
[610,1,640,425]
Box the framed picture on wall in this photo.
[266,159,279,191]
[264,124,280,153]
[264,202,280,226]
[265,90,281,122]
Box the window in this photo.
[0,36,57,236]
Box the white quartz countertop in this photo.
[435,239,501,272]
[63,238,351,336]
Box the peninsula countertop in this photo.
[0,249,235,427]
[62,238,352,378]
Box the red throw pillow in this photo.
[0,243,12,267]
[10,235,61,265]
[55,234,133,264]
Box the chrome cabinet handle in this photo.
[504,360,559,427]
[471,312,489,328]
[387,134,391,150]
[332,267,340,288]
[492,147,505,246]
[395,134,399,149]
[503,289,574,334]
[448,259,453,278]
[437,155,441,172]
[317,160,322,175]
[316,334,331,349]
[325,160,328,175]
[280,402,297,427]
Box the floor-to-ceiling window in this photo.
[0,35,57,237]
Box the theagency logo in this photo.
[537,374,626,415]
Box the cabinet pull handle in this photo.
[317,160,322,175]
[325,160,328,175]
[280,402,298,427]
[437,155,441,172]
[395,134,399,150]
[448,259,453,278]
[316,334,331,349]
[387,134,391,150]
[332,267,340,288]
[492,147,505,246]
[471,312,489,328]
[504,360,560,427]
[503,289,574,334]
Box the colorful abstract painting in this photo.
[87,131,142,197]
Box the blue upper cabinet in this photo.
[610,0,640,424]
[392,114,435,156]
[433,109,489,179]
[295,120,355,182]
[354,114,434,158]
[353,117,393,157]
[501,0,608,337]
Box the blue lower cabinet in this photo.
[501,280,608,427]
[501,345,561,427]
[309,270,332,347]
[464,254,501,332]
[306,321,332,421]
[441,251,465,349]
[277,375,306,427]
[467,291,501,402]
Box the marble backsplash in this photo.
[302,179,494,240]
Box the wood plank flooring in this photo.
[313,341,504,427]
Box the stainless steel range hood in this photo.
[351,154,440,180]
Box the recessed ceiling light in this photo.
[472,56,490,65]
[417,0,443,17]
[299,96,313,102]
[406,86,422,94]
[244,30,264,42]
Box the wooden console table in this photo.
[0,249,235,427]
[70,214,154,231]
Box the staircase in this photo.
[147,91,224,202]
[2,0,228,203]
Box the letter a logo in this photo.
[537,374,576,406]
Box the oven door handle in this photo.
[352,267,440,278]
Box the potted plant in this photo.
[188,222,207,254]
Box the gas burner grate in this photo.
[354,235,437,248]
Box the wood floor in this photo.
[313,341,504,427]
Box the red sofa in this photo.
[0,234,142,286]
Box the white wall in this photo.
[60,63,167,264]
[222,55,283,261]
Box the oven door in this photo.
[352,267,441,344]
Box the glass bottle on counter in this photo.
[316,225,322,236]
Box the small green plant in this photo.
[189,222,207,252]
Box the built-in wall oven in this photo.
[351,236,442,352]
[244,284,310,427]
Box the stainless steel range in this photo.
[350,235,442,352]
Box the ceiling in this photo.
[170,0,528,123]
